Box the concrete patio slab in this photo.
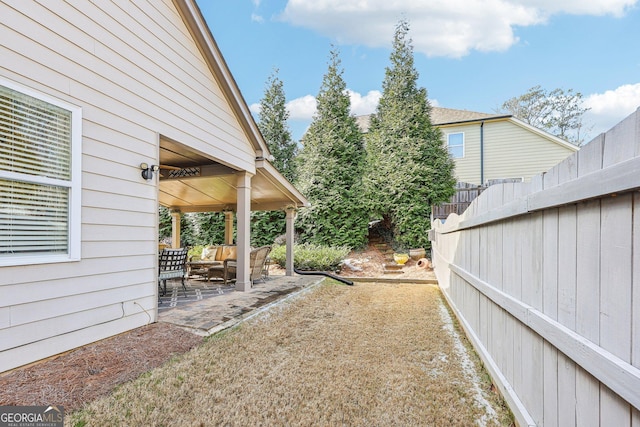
[158,274,324,336]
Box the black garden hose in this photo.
[294,268,354,286]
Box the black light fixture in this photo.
[140,163,159,180]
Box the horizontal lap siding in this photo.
[484,121,575,183]
[431,109,640,425]
[442,124,481,184]
[0,0,253,371]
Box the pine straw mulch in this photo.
[0,323,203,413]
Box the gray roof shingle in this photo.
[355,107,511,132]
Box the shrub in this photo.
[269,243,350,272]
[188,245,205,260]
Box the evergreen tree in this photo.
[257,69,298,182]
[365,20,455,250]
[192,212,227,245]
[158,206,197,247]
[252,69,298,246]
[296,47,369,248]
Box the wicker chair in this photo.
[209,245,272,286]
[158,248,188,297]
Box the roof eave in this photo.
[435,114,513,126]
[172,0,270,159]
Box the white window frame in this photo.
[0,77,82,266]
[447,132,465,159]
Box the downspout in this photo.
[480,121,485,185]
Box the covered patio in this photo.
[157,136,307,291]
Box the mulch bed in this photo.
[0,323,202,412]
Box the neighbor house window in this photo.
[447,132,464,158]
[0,79,81,265]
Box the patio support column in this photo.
[223,210,234,245]
[285,207,296,276]
[171,210,181,248]
[235,171,253,291]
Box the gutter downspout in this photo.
[480,121,485,185]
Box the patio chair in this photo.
[208,245,272,286]
[158,248,188,297]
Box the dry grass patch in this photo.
[69,282,513,426]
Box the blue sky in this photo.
[197,0,640,142]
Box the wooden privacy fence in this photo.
[432,180,523,221]
[432,182,486,220]
[430,108,640,427]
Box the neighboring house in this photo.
[356,107,579,185]
[0,0,306,373]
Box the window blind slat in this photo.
[0,85,72,181]
[0,179,69,255]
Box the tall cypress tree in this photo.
[252,69,298,246]
[365,20,455,250]
[296,47,368,248]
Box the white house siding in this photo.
[0,0,257,372]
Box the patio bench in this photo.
[187,245,237,280]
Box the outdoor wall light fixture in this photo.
[140,163,159,180]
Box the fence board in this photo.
[557,205,577,331]
[634,193,640,372]
[558,353,577,427]
[576,366,600,427]
[542,208,559,321]
[521,212,542,310]
[601,384,630,426]
[600,195,632,362]
[575,200,601,343]
[543,340,559,427]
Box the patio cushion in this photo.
[216,245,236,261]
[201,246,218,261]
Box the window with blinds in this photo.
[0,81,80,263]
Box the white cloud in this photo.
[286,95,317,120]
[280,0,638,57]
[584,83,640,135]
[347,90,382,116]
[249,102,261,114]
[286,90,383,120]
[251,13,264,23]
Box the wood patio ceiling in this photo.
[158,138,304,213]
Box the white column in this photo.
[285,207,296,276]
[171,210,181,248]
[235,171,253,291]
[224,210,234,245]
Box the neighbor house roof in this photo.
[430,107,511,125]
[355,107,510,133]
